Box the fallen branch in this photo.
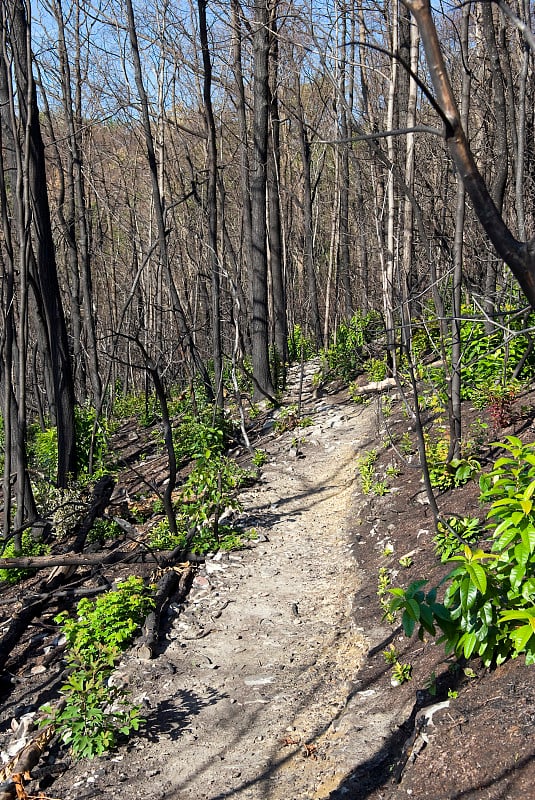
[356,377,397,395]
[0,720,58,800]
[135,565,194,659]
[0,546,205,572]
[0,478,114,675]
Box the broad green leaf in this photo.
[493,527,520,552]
[514,540,530,566]
[407,579,429,595]
[466,562,487,595]
[480,601,494,626]
[509,563,526,589]
[520,498,533,515]
[520,527,535,554]
[499,607,535,623]
[388,587,406,597]
[402,610,416,637]
[405,598,421,620]
[418,603,436,635]
[460,576,477,610]
[460,631,478,658]
[510,625,534,653]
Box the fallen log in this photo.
[0,477,115,675]
[0,547,204,572]
[135,565,194,659]
[356,377,397,394]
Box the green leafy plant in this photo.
[364,357,388,382]
[324,311,384,382]
[373,481,390,497]
[149,451,251,555]
[87,517,123,545]
[382,643,412,686]
[399,555,413,568]
[382,643,400,665]
[388,436,535,666]
[391,660,412,686]
[0,529,51,584]
[275,404,299,433]
[434,516,481,562]
[75,404,112,477]
[287,324,316,363]
[377,567,395,623]
[28,423,58,481]
[40,646,144,758]
[381,396,393,417]
[399,432,414,456]
[41,578,154,758]
[357,449,378,494]
[55,576,155,660]
[112,387,159,426]
[426,432,480,491]
[252,449,268,468]
[446,310,535,401]
[348,382,368,405]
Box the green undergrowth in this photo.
[0,529,50,584]
[40,577,155,758]
[149,447,255,554]
[388,436,535,667]
[321,310,384,382]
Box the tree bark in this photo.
[251,0,275,399]
[402,0,535,308]
[4,0,77,487]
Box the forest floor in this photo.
[0,360,534,800]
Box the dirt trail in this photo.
[52,367,393,800]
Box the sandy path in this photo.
[59,373,382,800]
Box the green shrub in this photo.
[149,451,252,555]
[28,405,111,482]
[75,405,112,477]
[287,324,316,363]
[364,357,388,382]
[28,424,58,481]
[324,311,384,382]
[55,576,155,660]
[388,436,535,667]
[40,576,154,758]
[357,449,378,494]
[40,646,144,759]
[425,432,480,491]
[0,529,51,584]
[112,388,159,426]
[446,311,535,401]
[434,516,481,562]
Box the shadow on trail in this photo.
[156,628,402,800]
[141,687,225,743]
[243,433,379,533]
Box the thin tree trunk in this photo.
[7,0,77,486]
[449,2,472,460]
[295,79,323,348]
[125,0,213,400]
[198,0,223,408]
[251,0,275,399]
[268,6,287,382]
[402,0,535,308]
